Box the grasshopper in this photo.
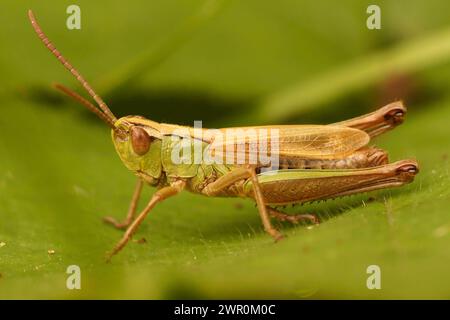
[28,10,419,260]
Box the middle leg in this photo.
[247,167,284,241]
[202,167,284,241]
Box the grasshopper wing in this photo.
[208,125,370,160]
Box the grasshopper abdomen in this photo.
[277,147,388,170]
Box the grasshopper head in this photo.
[111,116,161,172]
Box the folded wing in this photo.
[209,125,370,160]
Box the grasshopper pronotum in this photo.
[28,10,419,260]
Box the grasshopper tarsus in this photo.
[273,233,285,243]
[104,252,114,264]
[267,207,319,225]
[102,216,129,230]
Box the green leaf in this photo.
[1,0,450,299]
[94,0,228,96]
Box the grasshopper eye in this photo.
[131,126,151,156]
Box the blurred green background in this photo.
[1,0,450,299]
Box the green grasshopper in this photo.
[29,10,419,260]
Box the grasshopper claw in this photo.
[274,233,285,242]
[104,252,113,263]
[105,244,122,262]
[102,216,129,230]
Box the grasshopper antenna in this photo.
[54,83,116,129]
[28,10,118,125]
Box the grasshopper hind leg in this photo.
[333,101,406,138]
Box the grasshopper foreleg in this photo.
[106,180,185,261]
[103,178,144,229]
[267,207,319,225]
